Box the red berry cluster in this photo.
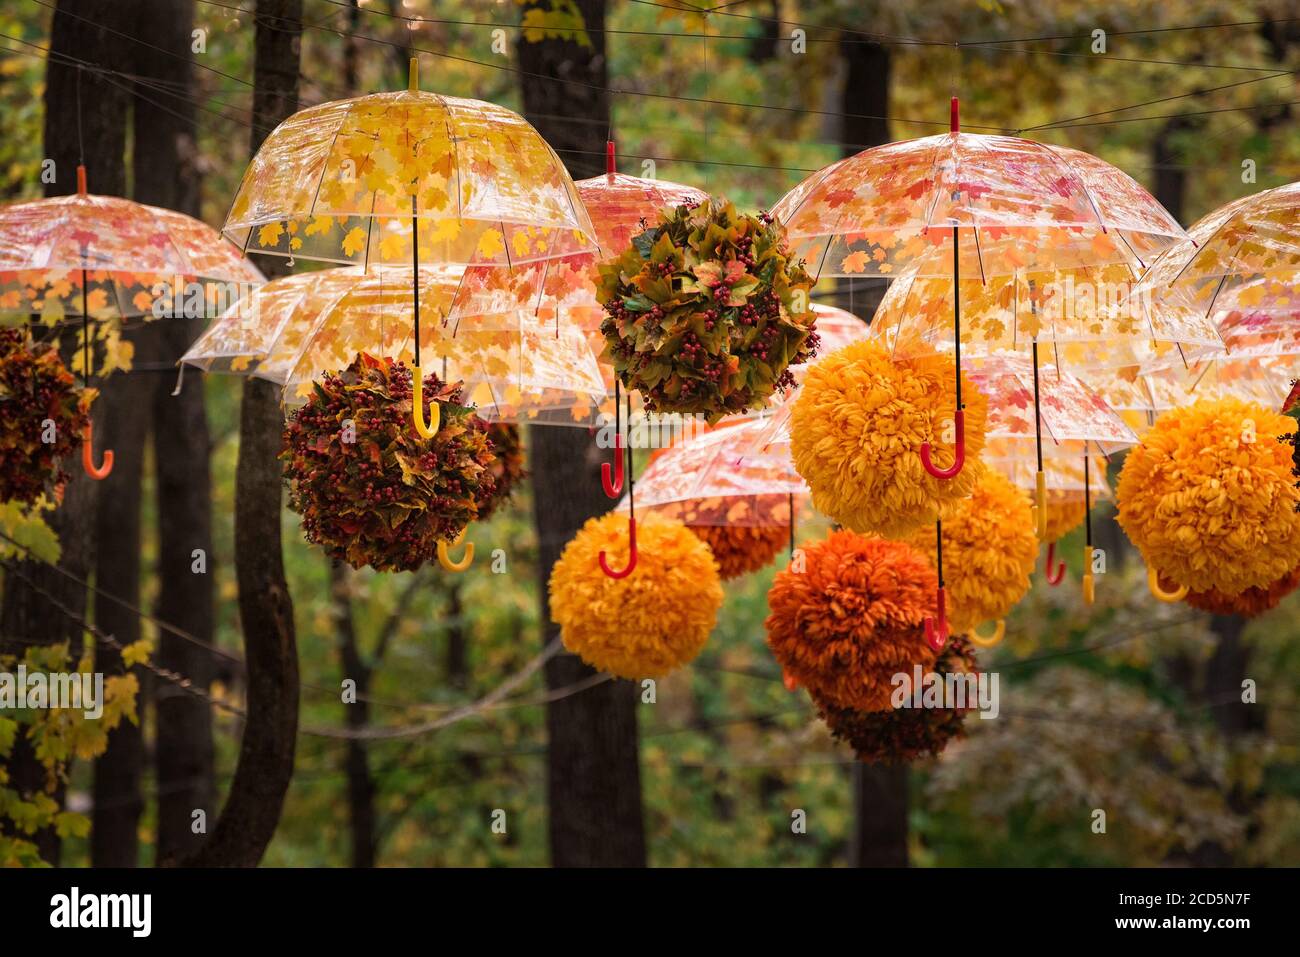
[0,328,91,506]
[281,352,498,572]
[477,422,527,520]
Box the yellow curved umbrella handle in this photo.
[967,619,1006,648]
[1034,471,1047,541]
[411,364,441,439]
[438,526,474,572]
[1082,543,1095,605]
[1147,566,1187,603]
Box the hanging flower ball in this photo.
[597,198,820,423]
[1041,490,1086,543]
[812,636,978,764]
[0,328,91,506]
[765,530,938,711]
[688,523,788,580]
[1117,397,1300,595]
[548,512,724,679]
[1183,566,1300,619]
[281,353,497,573]
[903,470,1037,635]
[476,422,526,520]
[789,339,988,538]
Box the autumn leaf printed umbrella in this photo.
[773,99,1188,498]
[0,165,263,479]
[222,58,598,437]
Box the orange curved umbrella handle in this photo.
[920,408,966,480]
[82,420,113,480]
[411,365,441,439]
[967,619,1006,648]
[437,526,473,572]
[599,517,637,579]
[1081,544,1096,605]
[1147,566,1187,603]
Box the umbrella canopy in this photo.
[0,176,262,324]
[182,267,606,415]
[619,418,806,527]
[1134,182,1300,345]
[223,84,596,270]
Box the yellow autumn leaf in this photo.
[378,231,409,262]
[476,229,505,260]
[342,226,369,258]
[257,222,284,247]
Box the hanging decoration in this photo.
[789,338,988,538]
[1183,566,1300,618]
[1117,397,1300,596]
[596,198,820,422]
[689,523,789,581]
[0,328,91,506]
[903,470,1037,644]
[812,636,978,764]
[477,422,526,519]
[548,512,724,678]
[280,353,496,573]
[765,530,938,711]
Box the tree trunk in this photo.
[0,0,130,867]
[89,323,153,867]
[182,0,302,868]
[332,564,376,868]
[123,0,218,867]
[838,35,904,868]
[515,0,646,869]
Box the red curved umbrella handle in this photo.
[920,408,966,480]
[924,585,949,651]
[599,517,637,579]
[601,434,624,498]
[82,420,113,480]
[1044,541,1066,586]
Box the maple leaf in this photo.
[476,229,505,261]
[341,226,368,258]
[257,222,284,248]
[841,250,871,274]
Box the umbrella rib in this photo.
[305,106,349,221]
[1039,141,1108,234]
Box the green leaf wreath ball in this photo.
[281,352,497,572]
[597,198,820,423]
[0,327,92,506]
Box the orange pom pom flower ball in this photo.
[765,530,938,711]
[903,470,1037,636]
[1041,491,1086,543]
[1184,566,1300,619]
[789,339,988,538]
[548,513,724,679]
[688,523,788,580]
[1117,398,1300,595]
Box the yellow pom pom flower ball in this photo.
[904,470,1038,635]
[1041,491,1086,543]
[548,512,724,679]
[1117,398,1300,595]
[790,339,988,538]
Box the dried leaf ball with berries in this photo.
[0,327,92,507]
[281,352,497,572]
[765,530,938,712]
[596,198,819,423]
[1117,397,1300,595]
[813,636,979,764]
[476,422,526,520]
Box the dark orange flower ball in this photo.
[765,530,938,711]
[1184,566,1300,618]
[689,523,788,580]
[813,636,978,764]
